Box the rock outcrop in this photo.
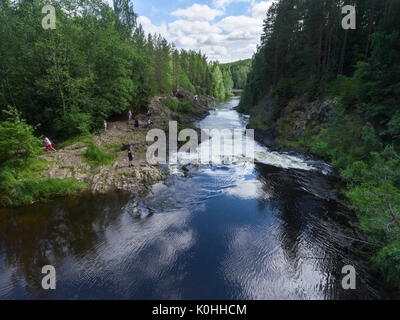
[40,92,214,196]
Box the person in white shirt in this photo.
[44,137,56,152]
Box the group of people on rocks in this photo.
[43,108,155,170]
[128,109,153,129]
[126,109,154,167]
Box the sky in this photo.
[106,0,274,63]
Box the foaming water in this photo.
[0,97,393,300]
[169,97,332,176]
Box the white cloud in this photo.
[251,1,274,18]
[168,20,222,36]
[213,0,251,9]
[172,4,223,21]
[137,1,274,63]
[235,43,257,55]
[137,16,168,38]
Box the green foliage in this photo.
[83,142,116,167]
[0,106,42,164]
[0,1,230,141]
[105,143,123,153]
[180,100,194,113]
[272,78,296,99]
[53,109,93,137]
[0,158,85,207]
[311,107,400,287]
[387,112,400,141]
[328,76,360,106]
[58,134,93,149]
[164,97,179,112]
[221,59,252,89]
[2,177,85,207]
[371,243,400,287]
[237,0,400,288]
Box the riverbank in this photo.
[239,94,400,290]
[0,91,215,207]
[1,96,397,299]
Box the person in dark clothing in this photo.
[146,110,152,117]
[134,119,140,128]
[128,148,134,167]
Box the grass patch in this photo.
[83,142,116,167]
[58,134,93,148]
[0,158,85,207]
[105,143,123,153]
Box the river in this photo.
[0,97,393,299]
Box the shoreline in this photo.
[1,91,216,208]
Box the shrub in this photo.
[165,97,178,112]
[328,75,360,106]
[0,158,85,207]
[3,178,85,207]
[180,100,193,113]
[372,243,400,287]
[0,106,42,164]
[272,78,296,99]
[53,108,92,138]
[83,142,116,167]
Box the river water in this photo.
[0,97,393,299]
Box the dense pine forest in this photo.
[240,0,400,287]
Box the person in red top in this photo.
[44,137,57,152]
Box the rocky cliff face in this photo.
[247,96,338,150]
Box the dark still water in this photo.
[0,97,393,299]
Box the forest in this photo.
[0,0,234,140]
[0,0,236,207]
[240,0,400,287]
[221,59,252,89]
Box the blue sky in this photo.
[106,0,274,63]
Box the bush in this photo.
[83,142,116,167]
[272,78,296,99]
[0,106,42,164]
[0,158,85,207]
[165,97,178,112]
[372,243,400,287]
[3,178,85,207]
[388,111,400,140]
[328,75,360,106]
[53,108,92,138]
[180,100,193,113]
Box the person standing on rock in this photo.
[44,137,56,152]
[128,110,132,122]
[128,147,134,167]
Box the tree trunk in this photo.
[338,29,348,75]
[273,39,279,86]
[316,15,324,78]
[365,0,377,60]
[323,0,336,91]
[51,52,67,116]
